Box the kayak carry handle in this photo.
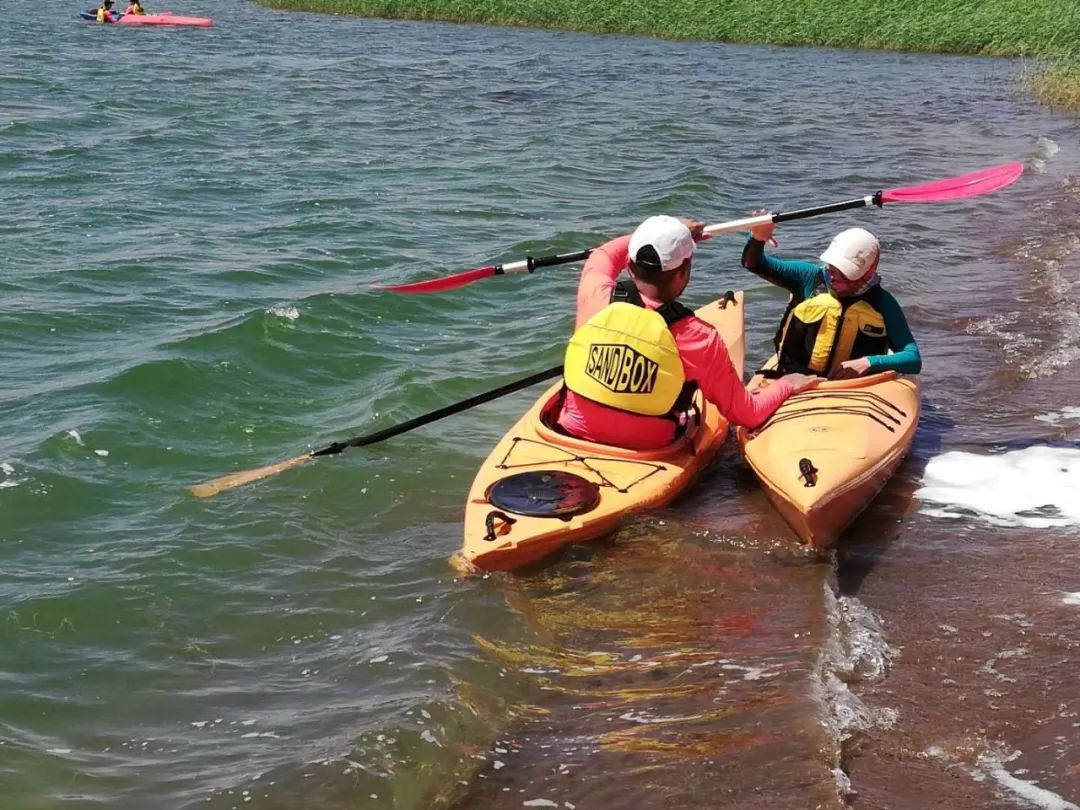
[799,458,818,488]
[483,510,517,541]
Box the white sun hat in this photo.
[628,215,695,272]
[820,228,880,280]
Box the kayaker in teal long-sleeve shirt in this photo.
[741,213,921,380]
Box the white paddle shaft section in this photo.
[703,213,773,237]
[500,258,531,275]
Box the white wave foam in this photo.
[828,591,895,683]
[822,672,873,742]
[979,752,1079,810]
[817,588,897,752]
[1063,592,1080,606]
[832,766,854,799]
[65,429,85,446]
[1034,407,1080,425]
[1037,136,1059,158]
[0,461,21,489]
[984,173,1080,379]
[267,305,300,321]
[917,447,1080,528]
[1032,137,1060,172]
[964,311,1040,364]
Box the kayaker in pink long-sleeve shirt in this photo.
[557,215,817,450]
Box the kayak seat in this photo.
[537,384,701,455]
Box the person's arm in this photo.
[574,234,629,329]
[741,212,822,295]
[864,291,921,374]
[677,320,814,430]
[741,237,823,296]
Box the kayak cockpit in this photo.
[535,385,706,461]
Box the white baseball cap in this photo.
[820,228,880,280]
[628,215,695,272]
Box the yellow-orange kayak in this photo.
[737,363,920,547]
[453,293,745,573]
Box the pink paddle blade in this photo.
[882,162,1024,204]
[372,265,496,294]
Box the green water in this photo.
[4,1,1080,807]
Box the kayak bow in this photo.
[738,363,920,547]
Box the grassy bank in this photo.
[254,0,1079,110]
[1027,62,1080,110]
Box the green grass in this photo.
[1026,62,1080,110]
[255,0,1079,109]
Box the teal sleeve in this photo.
[865,290,921,375]
[741,237,824,298]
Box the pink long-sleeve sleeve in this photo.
[575,235,631,329]
[672,318,794,430]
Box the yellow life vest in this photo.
[97,7,108,20]
[564,284,691,417]
[131,3,144,13]
[777,289,889,376]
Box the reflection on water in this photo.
[453,526,846,808]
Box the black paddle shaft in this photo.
[773,192,884,224]
[495,248,593,275]
[528,248,593,271]
[311,365,565,457]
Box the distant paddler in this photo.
[88,0,118,22]
[742,213,922,380]
[555,215,818,450]
[124,1,146,13]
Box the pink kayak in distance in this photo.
[120,10,213,25]
[80,10,213,26]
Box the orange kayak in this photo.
[453,293,745,573]
[737,363,920,547]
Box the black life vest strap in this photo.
[611,278,643,305]
[611,279,694,327]
[657,300,695,328]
